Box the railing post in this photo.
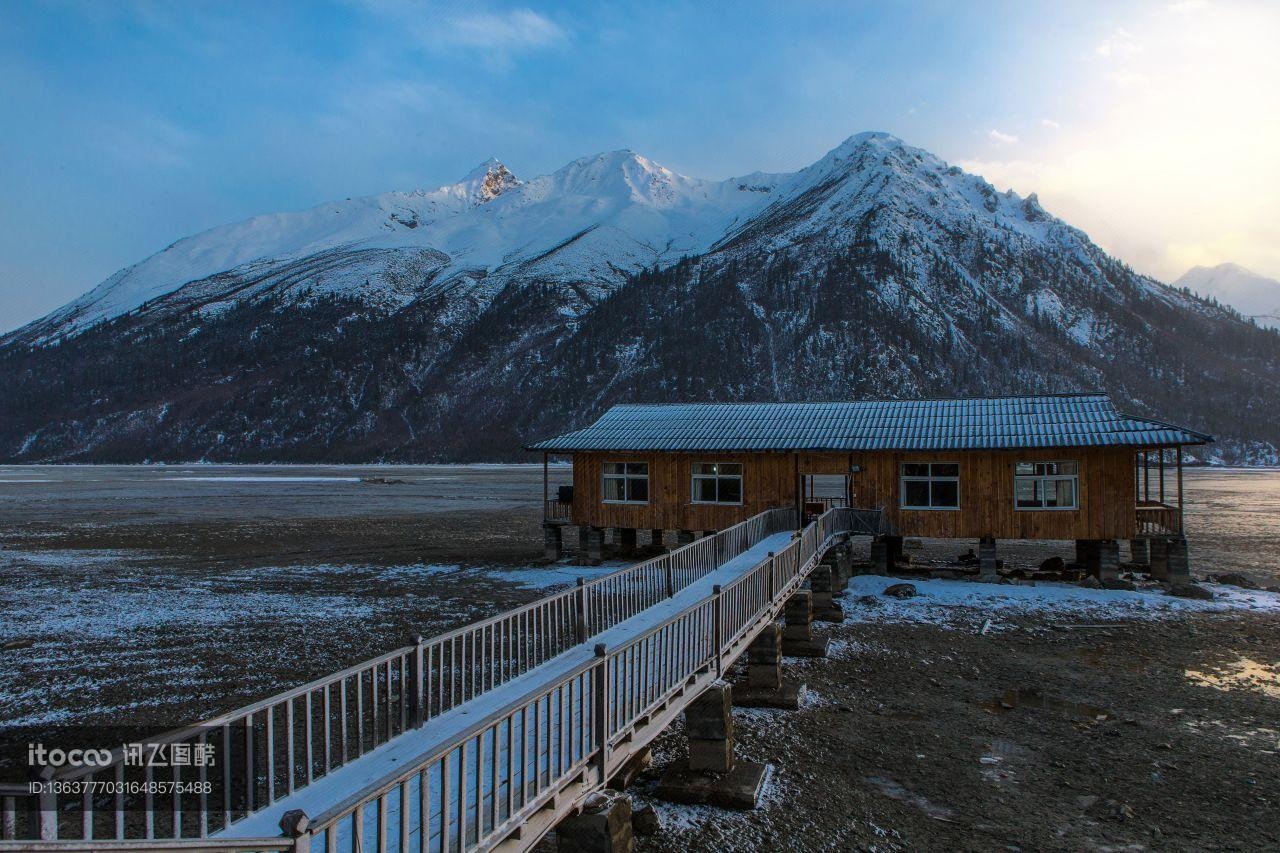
[413,635,426,728]
[664,560,674,598]
[32,766,55,840]
[576,578,590,643]
[712,585,724,678]
[766,552,776,604]
[280,809,311,853]
[593,643,610,781]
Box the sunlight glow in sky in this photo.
[1,0,1277,331]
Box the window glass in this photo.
[603,461,648,503]
[719,477,742,503]
[627,478,648,502]
[691,461,743,504]
[931,479,959,507]
[932,463,960,477]
[902,463,930,477]
[1013,461,1078,510]
[903,480,930,508]
[603,478,626,501]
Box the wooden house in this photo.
[528,395,1212,576]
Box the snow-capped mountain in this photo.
[1174,263,1280,330]
[2,132,1278,464]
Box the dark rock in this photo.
[1212,572,1258,590]
[1101,578,1137,591]
[883,583,918,599]
[1078,576,1102,589]
[856,595,882,607]
[1168,583,1213,600]
[631,804,660,836]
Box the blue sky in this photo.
[2,0,1277,331]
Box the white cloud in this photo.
[1167,0,1210,14]
[987,128,1018,145]
[438,9,566,50]
[1095,27,1141,58]
[1041,118,1061,129]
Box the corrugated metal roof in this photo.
[527,395,1214,452]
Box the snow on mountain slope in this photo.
[1175,263,1280,329]
[21,152,783,343]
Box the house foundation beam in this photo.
[650,529,667,551]
[1129,538,1150,568]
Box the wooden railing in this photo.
[542,500,571,523]
[1136,501,1182,536]
[2,506,815,849]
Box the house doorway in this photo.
[801,473,850,522]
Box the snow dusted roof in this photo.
[527,395,1213,452]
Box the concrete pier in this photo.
[556,794,633,853]
[780,590,828,657]
[733,623,802,709]
[656,684,768,809]
[543,523,563,562]
[1129,538,1150,568]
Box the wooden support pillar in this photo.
[650,529,666,551]
[543,523,563,562]
[1129,538,1150,567]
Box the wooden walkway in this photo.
[2,507,880,853]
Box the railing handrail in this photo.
[301,506,854,846]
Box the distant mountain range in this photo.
[1174,263,1280,330]
[2,132,1278,465]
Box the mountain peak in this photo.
[455,158,520,203]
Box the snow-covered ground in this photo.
[839,573,1280,632]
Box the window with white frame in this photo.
[691,462,743,504]
[899,462,960,510]
[602,461,649,503]
[1014,461,1078,509]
